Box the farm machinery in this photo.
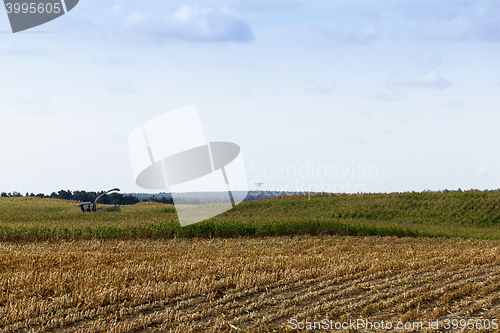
[77,188,122,213]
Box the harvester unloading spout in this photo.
[77,188,122,213]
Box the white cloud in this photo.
[20,108,53,115]
[476,167,488,175]
[400,0,500,42]
[315,23,382,44]
[13,96,50,106]
[446,99,466,107]
[111,5,122,14]
[107,80,135,94]
[0,41,50,56]
[93,53,131,66]
[304,80,335,95]
[10,96,52,114]
[230,0,300,13]
[368,93,395,102]
[307,1,500,44]
[388,71,452,90]
[403,0,473,21]
[122,6,254,43]
[342,136,367,145]
[415,51,443,69]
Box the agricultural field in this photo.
[2,191,500,240]
[2,191,500,332]
[2,236,500,332]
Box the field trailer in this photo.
[76,188,122,213]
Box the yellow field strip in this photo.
[1,236,500,332]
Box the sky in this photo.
[1,0,500,195]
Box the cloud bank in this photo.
[122,6,254,44]
[388,72,452,90]
[311,0,500,44]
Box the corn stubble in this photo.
[1,236,500,332]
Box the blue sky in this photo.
[1,0,500,194]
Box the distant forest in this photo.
[0,190,306,205]
[0,190,159,205]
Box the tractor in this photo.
[77,188,122,212]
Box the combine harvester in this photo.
[77,188,122,213]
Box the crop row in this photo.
[1,235,500,332]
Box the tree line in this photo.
[0,190,174,205]
[0,189,303,205]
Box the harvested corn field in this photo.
[1,235,500,332]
